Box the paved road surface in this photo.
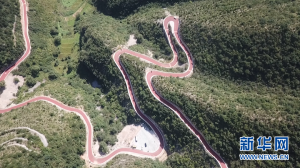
[0,0,228,167]
[112,16,228,168]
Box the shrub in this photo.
[67,62,76,74]
[53,48,60,57]
[54,36,61,46]
[99,141,108,154]
[48,71,58,80]
[75,13,81,21]
[54,60,59,67]
[0,81,6,90]
[50,27,59,37]
[13,78,20,84]
[31,65,40,77]
[136,34,143,44]
[26,76,36,87]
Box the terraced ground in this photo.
[59,0,86,16]
[0,102,86,167]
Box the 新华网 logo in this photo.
[239,136,289,161]
[240,136,254,151]
[274,136,289,151]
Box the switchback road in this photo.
[0,0,228,167]
[112,16,228,168]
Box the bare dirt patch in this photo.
[0,74,24,109]
[159,58,165,63]
[164,9,171,16]
[108,124,142,152]
[125,35,137,48]
[93,124,160,157]
[147,50,153,58]
[27,79,46,93]
[129,123,160,153]
[156,19,164,25]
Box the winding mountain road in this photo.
[0,0,30,81]
[0,0,228,167]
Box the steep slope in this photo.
[126,0,300,89]
[92,0,195,18]
[0,0,24,72]
[79,0,300,167]
[153,74,300,167]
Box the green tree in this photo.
[75,13,80,21]
[31,65,40,77]
[50,27,59,37]
[67,62,76,74]
[54,36,61,46]
[54,60,59,67]
[53,48,60,57]
[13,78,19,84]
[99,141,108,154]
[26,76,36,87]
[0,81,5,90]
[136,34,143,44]
[48,71,58,80]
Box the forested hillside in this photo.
[76,13,129,91]
[0,0,24,72]
[0,102,85,168]
[2,0,164,166]
[77,11,220,167]
[91,0,193,18]
[174,0,300,89]
[78,0,300,167]
[125,0,300,89]
[2,0,299,167]
[153,75,300,167]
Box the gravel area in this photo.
[0,74,24,109]
[93,124,160,156]
[129,123,160,153]
[126,35,137,47]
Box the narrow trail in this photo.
[3,127,48,147]
[0,138,32,152]
[0,0,228,167]
[6,144,32,151]
[0,138,28,147]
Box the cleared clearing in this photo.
[0,73,24,109]
[92,124,160,157]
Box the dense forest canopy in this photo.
[175,0,300,89]
[91,0,197,18]
[0,0,24,72]
[153,74,300,167]
[1,0,300,167]
[124,0,300,89]
[78,0,300,167]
